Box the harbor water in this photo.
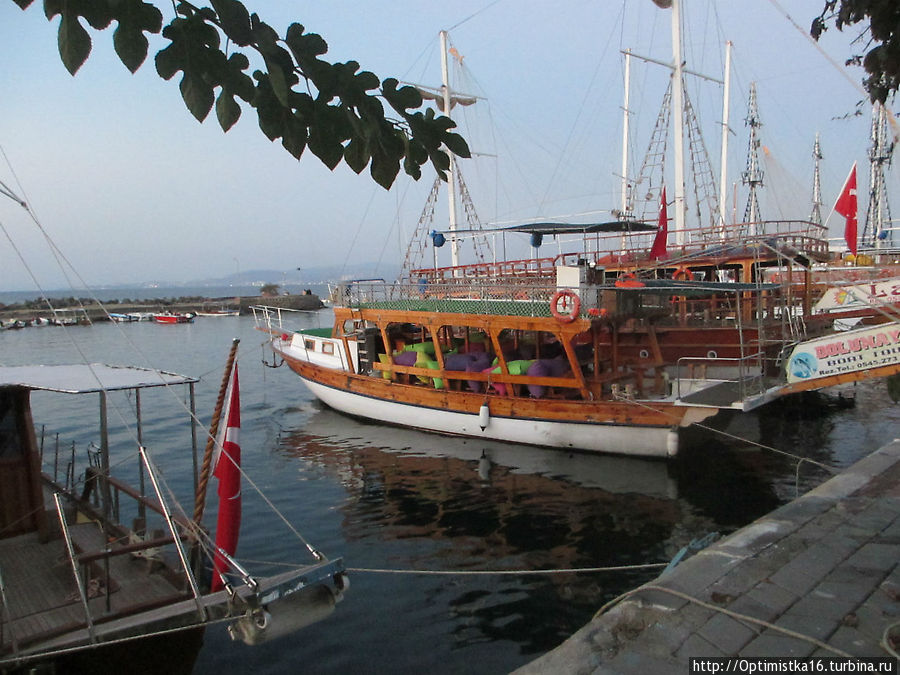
[2,309,899,674]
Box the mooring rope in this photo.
[594,583,855,658]
[220,557,668,577]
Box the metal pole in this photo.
[140,447,206,620]
[440,30,460,269]
[136,388,145,524]
[99,391,112,519]
[718,40,732,238]
[671,0,686,246]
[620,49,632,253]
[190,382,199,500]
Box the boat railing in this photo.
[250,304,319,333]
[674,350,769,402]
[335,279,558,316]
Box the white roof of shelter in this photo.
[0,364,197,393]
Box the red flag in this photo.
[834,162,858,255]
[211,364,241,591]
[650,186,668,260]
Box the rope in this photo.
[214,556,667,577]
[594,583,854,658]
[193,339,240,524]
[612,392,839,475]
[345,563,668,576]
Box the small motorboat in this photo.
[152,312,194,324]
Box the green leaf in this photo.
[58,12,92,75]
[215,90,241,131]
[281,116,309,160]
[210,0,252,46]
[180,72,214,121]
[113,23,149,73]
[263,55,291,107]
[343,137,369,174]
[370,146,401,189]
[155,43,180,80]
[12,0,34,8]
[112,0,163,72]
[308,124,344,170]
[284,24,328,59]
[443,132,471,159]
[382,78,423,112]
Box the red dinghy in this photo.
[152,312,194,324]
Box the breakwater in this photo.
[0,293,324,322]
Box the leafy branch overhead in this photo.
[811,0,900,103]
[13,0,470,189]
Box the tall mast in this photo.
[809,133,823,225]
[864,101,893,249]
[670,0,686,246]
[741,82,763,234]
[717,40,732,238]
[621,49,632,217]
[440,30,461,268]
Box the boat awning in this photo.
[0,364,198,393]
[433,220,658,237]
[502,221,658,235]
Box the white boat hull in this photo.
[298,375,678,459]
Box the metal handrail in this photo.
[53,492,97,643]
[139,447,206,621]
[0,563,18,658]
[674,351,768,401]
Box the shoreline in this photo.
[0,293,325,321]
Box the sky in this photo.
[0,0,891,292]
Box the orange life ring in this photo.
[550,289,581,322]
[672,267,694,281]
[615,272,645,289]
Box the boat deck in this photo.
[0,521,187,658]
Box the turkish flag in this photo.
[650,186,668,260]
[211,364,241,591]
[834,162,858,255]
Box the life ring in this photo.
[550,289,581,322]
[615,272,645,289]
[673,267,694,281]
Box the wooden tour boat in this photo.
[252,263,900,459]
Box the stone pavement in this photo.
[515,440,900,674]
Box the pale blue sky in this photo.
[0,0,887,291]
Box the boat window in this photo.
[305,339,316,351]
[322,342,335,355]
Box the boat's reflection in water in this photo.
[273,404,780,662]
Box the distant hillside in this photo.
[185,263,400,287]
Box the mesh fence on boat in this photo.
[333,280,560,317]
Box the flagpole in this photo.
[194,338,241,525]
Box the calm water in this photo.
[2,312,899,674]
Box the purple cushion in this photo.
[393,350,418,366]
[526,360,549,398]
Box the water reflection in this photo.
[272,406,782,659]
